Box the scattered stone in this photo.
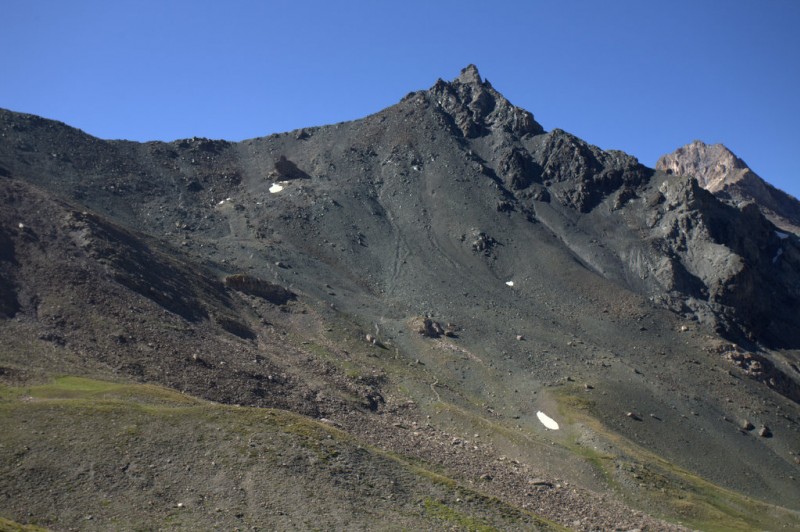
[443,323,459,337]
[479,473,493,481]
[496,200,514,212]
[516,334,525,341]
[742,420,755,431]
[722,349,800,404]
[412,317,446,338]
[224,274,295,305]
[369,335,386,348]
[759,426,772,438]
[626,412,642,421]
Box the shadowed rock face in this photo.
[634,177,800,346]
[223,273,296,305]
[658,140,800,234]
[0,228,19,318]
[1,66,800,526]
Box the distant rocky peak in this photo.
[658,140,800,234]
[428,65,544,139]
[656,140,751,193]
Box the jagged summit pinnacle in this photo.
[427,65,543,138]
[456,64,483,85]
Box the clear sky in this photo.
[2,0,799,198]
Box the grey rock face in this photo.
[527,129,651,212]
[428,64,544,139]
[1,66,798,349]
[657,140,800,234]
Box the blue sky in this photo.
[3,1,799,198]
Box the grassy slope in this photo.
[276,306,800,531]
[0,376,563,531]
[0,517,49,532]
[552,386,800,531]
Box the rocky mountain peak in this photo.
[456,64,484,86]
[658,140,800,234]
[428,65,544,139]
[656,140,749,193]
[2,67,800,529]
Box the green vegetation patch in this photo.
[1,375,560,531]
[552,388,800,531]
[1,375,201,406]
[423,498,498,532]
[0,517,50,532]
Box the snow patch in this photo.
[773,248,784,264]
[505,281,514,287]
[775,231,789,240]
[269,183,284,194]
[536,411,559,430]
